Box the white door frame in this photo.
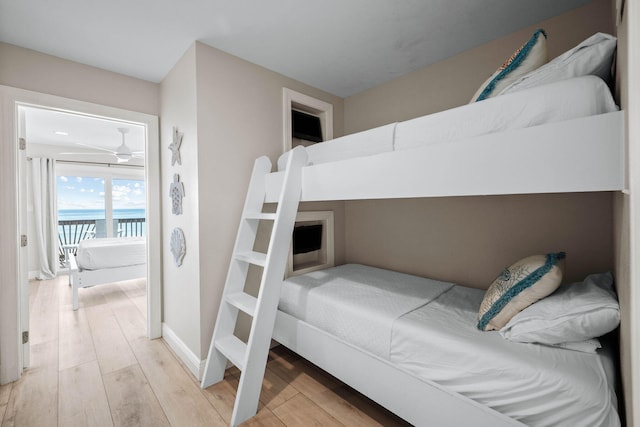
[0,85,162,384]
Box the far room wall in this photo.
[0,42,159,116]
[342,0,616,289]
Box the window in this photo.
[57,175,105,221]
[113,179,146,237]
[56,164,145,249]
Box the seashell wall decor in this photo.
[170,227,186,267]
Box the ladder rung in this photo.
[245,212,277,221]
[215,336,247,371]
[235,251,266,267]
[226,292,257,316]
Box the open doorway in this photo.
[19,105,156,367]
[23,107,147,276]
[0,87,161,383]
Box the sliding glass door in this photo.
[55,163,145,264]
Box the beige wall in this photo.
[161,42,345,360]
[0,42,159,116]
[343,0,617,290]
[160,45,203,356]
[346,193,614,288]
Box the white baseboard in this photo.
[161,323,206,380]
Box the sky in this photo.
[57,175,146,210]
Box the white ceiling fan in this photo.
[61,127,144,163]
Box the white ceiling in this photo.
[1,0,591,98]
[2,1,592,160]
[23,106,146,165]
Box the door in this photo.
[18,107,29,367]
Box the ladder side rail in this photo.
[230,147,308,425]
[201,156,272,388]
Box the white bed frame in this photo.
[68,256,146,310]
[265,111,624,202]
[260,111,625,425]
[273,310,524,426]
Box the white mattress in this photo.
[76,237,146,270]
[277,76,618,170]
[278,264,453,356]
[278,264,620,427]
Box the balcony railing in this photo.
[57,217,146,265]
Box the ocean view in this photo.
[58,208,146,221]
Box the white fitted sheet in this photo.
[76,237,146,270]
[278,264,620,427]
[278,264,453,356]
[277,76,618,170]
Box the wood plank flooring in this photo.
[1,275,411,427]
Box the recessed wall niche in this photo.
[282,88,333,152]
[286,211,335,278]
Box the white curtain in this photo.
[30,158,58,279]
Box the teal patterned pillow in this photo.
[470,29,548,102]
[477,252,565,331]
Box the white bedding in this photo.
[278,76,618,170]
[278,264,620,427]
[278,264,453,356]
[76,237,146,270]
[392,285,619,427]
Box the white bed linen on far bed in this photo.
[76,237,146,270]
[277,75,618,170]
[278,264,620,427]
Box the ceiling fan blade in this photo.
[59,152,115,156]
[75,141,117,154]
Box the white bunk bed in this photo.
[69,237,146,310]
[257,76,625,426]
[202,31,625,425]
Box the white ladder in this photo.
[201,146,307,426]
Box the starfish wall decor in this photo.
[169,126,183,166]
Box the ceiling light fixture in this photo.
[55,131,69,136]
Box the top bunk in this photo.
[265,33,624,203]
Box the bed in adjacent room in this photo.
[69,236,146,310]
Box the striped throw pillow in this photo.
[477,252,565,331]
[470,29,548,102]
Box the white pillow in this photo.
[499,32,617,96]
[477,252,565,331]
[470,29,548,102]
[500,272,620,345]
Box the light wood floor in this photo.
[0,275,411,427]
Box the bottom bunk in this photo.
[272,264,620,427]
